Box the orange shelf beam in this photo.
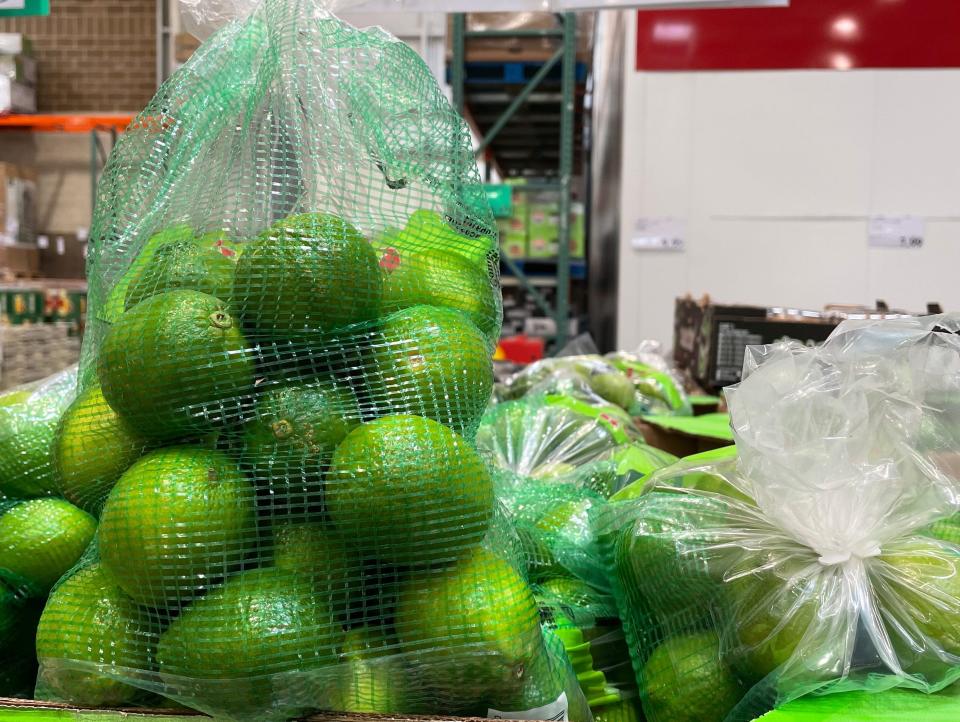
[0,113,134,132]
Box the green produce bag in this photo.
[32,2,589,721]
[596,315,960,722]
[502,355,641,414]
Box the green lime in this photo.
[881,540,960,656]
[642,631,743,722]
[588,372,636,412]
[100,225,194,324]
[369,305,493,435]
[395,546,542,713]
[157,567,342,713]
[378,225,499,339]
[327,414,493,565]
[728,571,818,682]
[36,563,158,706]
[98,289,254,440]
[329,625,415,714]
[233,212,382,338]
[0,499,96,594]
[0,385,71,499]
[54,383,147,514]
[242,381,359,515]
[124,231,238,310]
[98,446,254,608]
[272,520,356,618]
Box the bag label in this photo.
[488,691,568,722]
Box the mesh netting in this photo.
[597,315,960,722]
[30,2,589,720]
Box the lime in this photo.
[54,383,147,513]
[242,381,359,515]
[588,372,636,412]
[329,625,415,714]
[369,305,493,434]
[36,563,158,706]
[642,631,743,722]
[377,228,499,339]
[728,571,818,681]
[157,567,342,713]
[881,540,960,655]
[98,446,254,608]
[0,387,68,499]
[124,231,238,310]
[98,289,254,440]
[613,492,728,630]
[100,225,194,324]
[327,414,493,565]
[395,546,542,713]
[233,212,381,338]
[272,520,356,618]
[0,499,96,594]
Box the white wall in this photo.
[616,23,960,349]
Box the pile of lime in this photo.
[31,211,575,719]
[0,370,99,698]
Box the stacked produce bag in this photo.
[598,315,960,722]
[500,345,691,419]
[475,385,679,722]
[19,2,592,720]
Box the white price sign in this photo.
[868,216,924,249]
[631,217,685,252]
[0,1,26,8]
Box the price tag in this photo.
[868,216,924,249]
[0,1,25,9]
[631,217,685,252]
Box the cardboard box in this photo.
[0,75,35,113]
[0,245,38,278]
[38,233,86,279]
[527,197,559,259]
[673,297,839,392]
[0,163,36,245]
[639,415,734,458]
[497,217,527,259]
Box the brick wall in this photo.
[0,0,157,112]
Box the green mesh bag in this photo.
[32,3,596,720]
[596,316,960,722]
[0,366,79,500]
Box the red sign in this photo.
[636,0,960,71]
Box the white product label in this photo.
[0,1,26,9]
[488,691,568,722]
[631,217,685,252]
[868,215,924,249]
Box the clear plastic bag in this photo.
[605,342,691,417]
[33,2,587,720]
[597,315,960,722]
[594,316,960,722]
[476,392,643,480]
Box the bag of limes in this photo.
[597,315,960,722]
[31,1,591,720]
